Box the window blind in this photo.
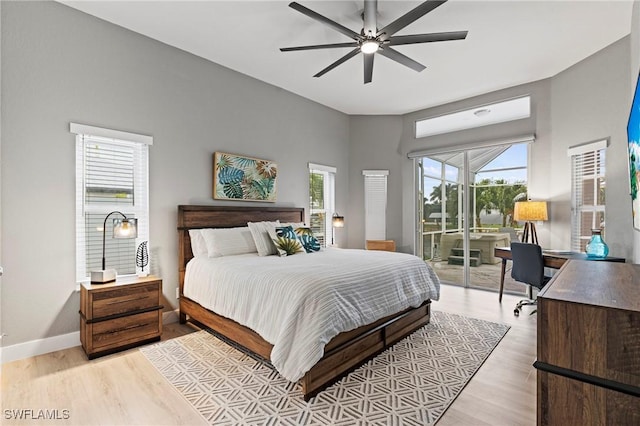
[569,141,606,252]
[73,124,151,283]
[363,170,389,241]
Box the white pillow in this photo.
[248,221,280,256]
[188,229,208,257]
[201,227,258,257]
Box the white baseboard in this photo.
[1,309,180,364]
[1,331,81,364]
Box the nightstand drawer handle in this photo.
[105,296,149,305]
[106,322,152,334]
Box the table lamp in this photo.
[91,211,138,284]
[513,201,547,245]
[331,212,344,245]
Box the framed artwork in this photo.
[213,152,277,202]
[628,71,640,229]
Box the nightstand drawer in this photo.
[91,310,161,351]
[92,283,160,319]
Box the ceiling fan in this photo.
[280,0,468,84]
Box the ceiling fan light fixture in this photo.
[360,40,379,54]
[281,1,468,83]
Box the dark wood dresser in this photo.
[535,260,639,425]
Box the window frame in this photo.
[308,163,336,247]
[363,170,389,241]
[568,139,607,252]
[72,123,152,283]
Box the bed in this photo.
[177,205,440,400]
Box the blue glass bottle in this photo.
[585,229,609,258]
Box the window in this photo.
[415,96,531,138]
[569,140,607,252]
[308,163,336,247]
[363,170,389,240]
[72,123,151,282]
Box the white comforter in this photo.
[184,248,440,382]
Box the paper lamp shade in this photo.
[514,201,548,222]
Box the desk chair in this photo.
[510,242,552,316]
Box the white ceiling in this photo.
[60,0,634,115]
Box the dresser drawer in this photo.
[91,283,160,319]
[91,310,161,352]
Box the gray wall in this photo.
[1,1,349,346]
[347,115,405,250]
[550,36,632,259]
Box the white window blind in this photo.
[569,140,606,252]
[73,123,151,283]
[309,163,336,247]
[363,170,389,241]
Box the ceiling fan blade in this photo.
[364,53,374,84]
[281,42,359,52]
[289,2,361,41]
[388,31,468,46]
[363,0,378,37]
[378,47,426,72]
[314,48,361,78]
[378,0,447,39]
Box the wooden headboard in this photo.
[177,205,305,293]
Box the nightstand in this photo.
[80,275,163,359]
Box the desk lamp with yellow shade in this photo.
[513,201,548,245]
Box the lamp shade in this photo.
[514,201,548,222]
[332,214,345,228]
[113,217,138,238]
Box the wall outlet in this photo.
[175,288,180,299]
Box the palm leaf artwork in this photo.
[214,152,277,201]
[249,178,275,200]
[218,166,244,185]
[136,241,149,272]
[233,156,257,169]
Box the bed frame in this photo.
[177,205,431,400]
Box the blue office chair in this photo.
[510,242,553,316]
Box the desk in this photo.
[494,247,625,302]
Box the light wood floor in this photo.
[1,285,537,425]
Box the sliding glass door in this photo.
[417,143,529,292]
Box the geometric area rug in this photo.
[140,311,509,425]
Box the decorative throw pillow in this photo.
[269,226,306,257]
[294,227,322,253]
[248,221,280,256]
